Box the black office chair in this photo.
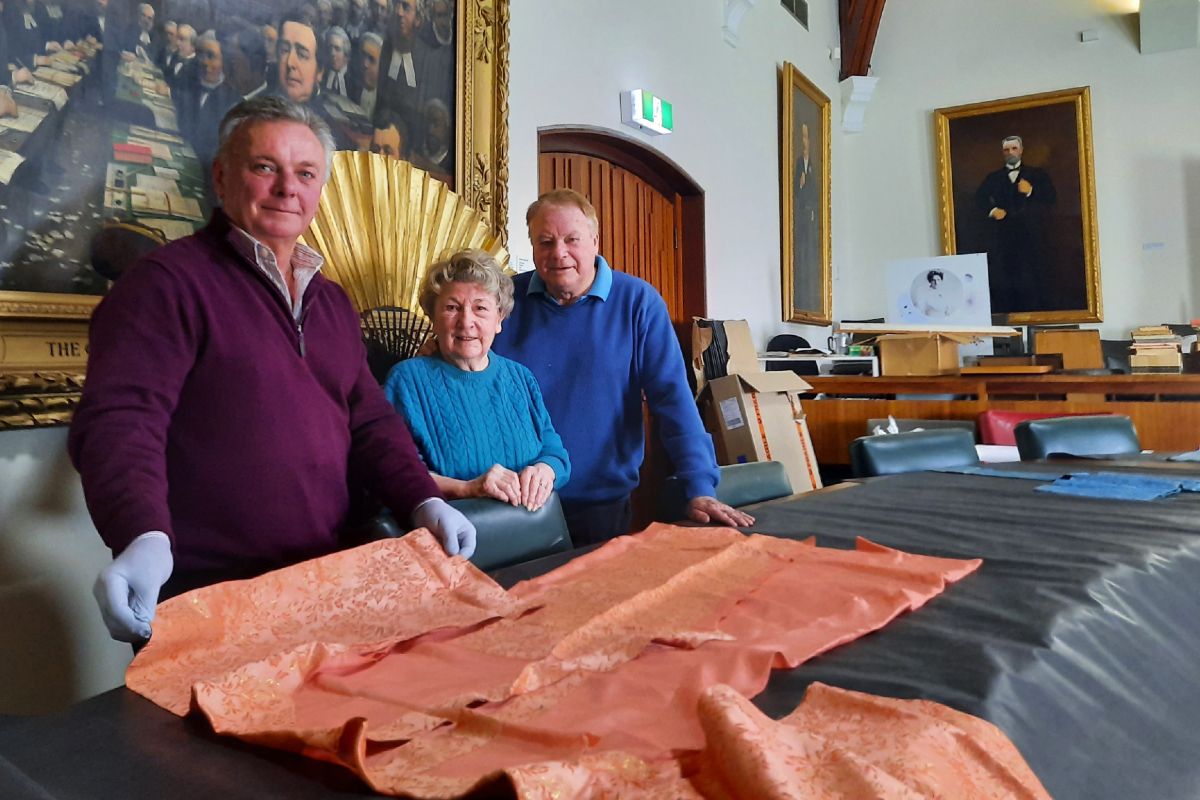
[354,493,574,571]
[1013,415,1140,461]
[850,429,980,478]
[766,334,811,352]
[659,461,794,522]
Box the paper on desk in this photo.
[127,137,172,161]
[135,173,179,194]
[0,149,25,184]
[0,106,48,134]
[151,105,178,132]
[131,189,203,220]
[14,80,67,109]
[130,125,185,144]
[33,67,80,87]
[153,165,181,180]
[136,216,194,241]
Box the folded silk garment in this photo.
[126,524,1025,798]
[1037,471,1184,501]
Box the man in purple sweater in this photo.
[69,97,475,644]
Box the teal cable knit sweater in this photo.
[384,353,571,488]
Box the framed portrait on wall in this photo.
[0,0,509,428]
[934,86,1100,324]
[779,61,830,326]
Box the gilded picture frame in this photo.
[0,0,509,429]
[779,61,831,326]
[934,86,1100,324]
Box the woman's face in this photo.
[433,281,502,371]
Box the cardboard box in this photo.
[878,333,975,376]
[691,318,759,397]
[701,371,822,493]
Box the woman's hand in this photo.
[518,463,555,512]
[469,464,521,506]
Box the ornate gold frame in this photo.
[780,62,832,326]
[0,0,510,428]
[934,86,1101,324]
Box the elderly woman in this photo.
[384,250,570,511]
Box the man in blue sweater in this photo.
[493,189,753,545]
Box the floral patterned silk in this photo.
[126,524,1047,797]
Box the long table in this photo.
[801,372,1200,466]
[3,467,1200,799]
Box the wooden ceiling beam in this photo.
[839,0,887,81]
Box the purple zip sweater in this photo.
[69,212,439,573]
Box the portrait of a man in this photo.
[780,62,830,325]
[936,87,1101,323]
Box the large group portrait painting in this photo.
[0,0,457,300]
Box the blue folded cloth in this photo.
[935,466,1055,481]
[1167,450,1200,462]
[1037,472,1185,502]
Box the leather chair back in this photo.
[850,429,980,478]
[659,461,794,522]
[1013,415,1140,460]
[450,492,573,571]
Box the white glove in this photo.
[93,534,174,643]
[412,498,476,559]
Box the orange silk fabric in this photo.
[127,524,1045,798]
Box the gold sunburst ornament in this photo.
[302,151,509,361]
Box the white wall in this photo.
[0,428,130,712]
[841,0,1200,337]
[508,0,844,347]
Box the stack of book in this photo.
[1130,325,1182,373]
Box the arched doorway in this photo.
[538,127,707,527]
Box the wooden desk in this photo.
[801,373,1200,465]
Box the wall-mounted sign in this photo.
[621,90,674,135]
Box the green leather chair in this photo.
[1013,414,1140,460]
[850,428,980,478]
[659,461,794,523]
[450,492,574,571]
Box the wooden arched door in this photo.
[538,129,707,527]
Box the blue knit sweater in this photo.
[493,256,719,504]
[384,353,570,488]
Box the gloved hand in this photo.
[93,534,174,643]
[413,498,477,559]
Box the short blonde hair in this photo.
[418,249,514,319]
[525,188,598,235]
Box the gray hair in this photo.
[196,28,218,48]
[216,96,336,174]
[1002,135,1023,148]
[360,30,383,49]
[178,24,197,45]
[419,249,514,319]
[325,25,349,47]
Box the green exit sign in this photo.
[622,89,673,135]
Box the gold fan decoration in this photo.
[301,151,508,362]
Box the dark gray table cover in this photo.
[3,469,1199,799]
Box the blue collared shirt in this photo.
[526,256,614,303]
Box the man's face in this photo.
[424,103,449,151]
[213,121,327,249]
[317,0,332,26]
[198,39,222,83]
[389,0,416,46]
[350,0,366,19]
[262,25,277,61]
[529,203,599,302]
[361,40,381,89]
[164,22,177,50]
[138,5,153,31]
[372,0,388,26]
[430,0,452,40]
[1003,139,1023,166]
[328,35,348,71]
[800,123,810,160]
[371,125,402,158]
[278,21,321,103]
[177,27,195,57]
